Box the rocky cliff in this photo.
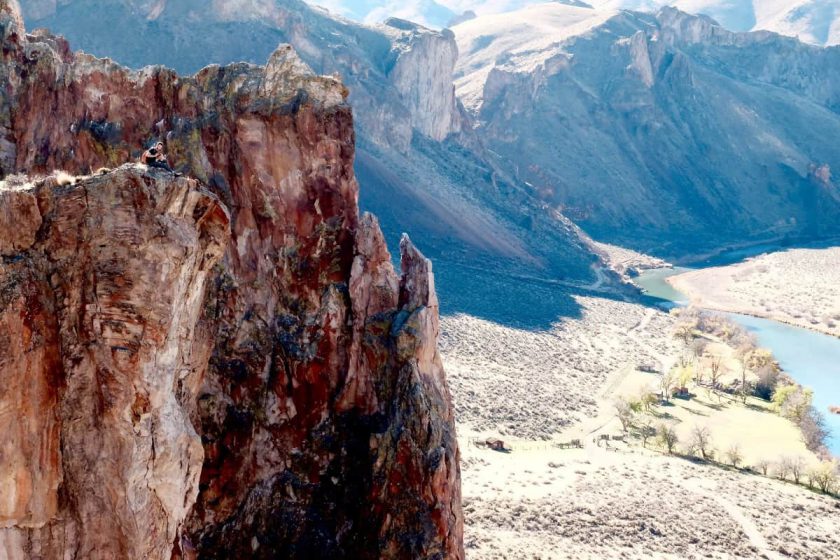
[0,1,463,558]
[0,166,230,559]
[15,0,606,298]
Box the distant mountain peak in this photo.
[447,10,477,28]
[555,0,594,7]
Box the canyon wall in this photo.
[15,0,604,290]
[0,167,230,559]
[0,1,463,557]
[452,4,840,255]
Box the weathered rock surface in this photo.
[0,1,463,558]
[0,166,230,559]
[380,18,461,144]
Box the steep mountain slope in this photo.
[307,0,840,47]
[17,0,603,292]
[453,3,840,257]
[0,1,462,557]
[589,0,840,46]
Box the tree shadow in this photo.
[651,410,676,421]
[745,402,768,413]
[695,399,726,412]
[683,407,710,417]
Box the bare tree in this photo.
[614,398,634,433]
[725,444,743,468]
[756,458,771,476]
[660,369,677,402]
[691,338,709,363]
[673,322,696,347]
[740,369,750,404]
[689,426,713,460]
[638,418,656,448]
[694,360,707,387]
[735,344,755,404]
[790,456,806,484]
[800,407,829,452]
[658,424,679,454]
[776,457,792,481]
[708,356,725,402]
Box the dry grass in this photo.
[441,296,681,439]
[462,450,840,559]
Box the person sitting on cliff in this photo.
[141,141,174,172]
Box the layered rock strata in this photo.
[0,1,463,557]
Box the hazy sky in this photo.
[307,1,668,28]
[309,0,537,27]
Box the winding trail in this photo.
[700,490,783,560]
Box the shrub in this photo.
[807,461,838,494]
[725,444,743,468]
[658,424,678,454]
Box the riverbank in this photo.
[667,247,840,339]
[442,288,840,559]
[636,260,840,456]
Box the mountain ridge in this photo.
[17,0,608,296]
[452,3,840,256]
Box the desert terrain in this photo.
[441,290,840,559]
[668,247,840,338]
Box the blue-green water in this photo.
[636,268,840,456]
[634,267,691,305]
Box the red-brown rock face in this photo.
[0,167,230,559]
[0,0,463,558]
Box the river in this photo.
[635,267,840,456]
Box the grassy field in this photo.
[443,293,839,559]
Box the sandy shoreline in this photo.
[667,247,840,339]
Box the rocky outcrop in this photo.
[0,1,463,558]
[381,18,462,143]
[16,0,605,291]
[0,166,230,559]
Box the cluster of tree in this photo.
[759,456,839,494]
[671,309,829,452]
[772,385,830,452]
[669,308,772,404]
[674,308,754,346]
[614,391,659,432]
[644,423,715,462]
[650,423,839,496]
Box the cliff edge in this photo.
[0,1,463,558]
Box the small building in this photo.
[672,386,691,399]
[486,438,506,451]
